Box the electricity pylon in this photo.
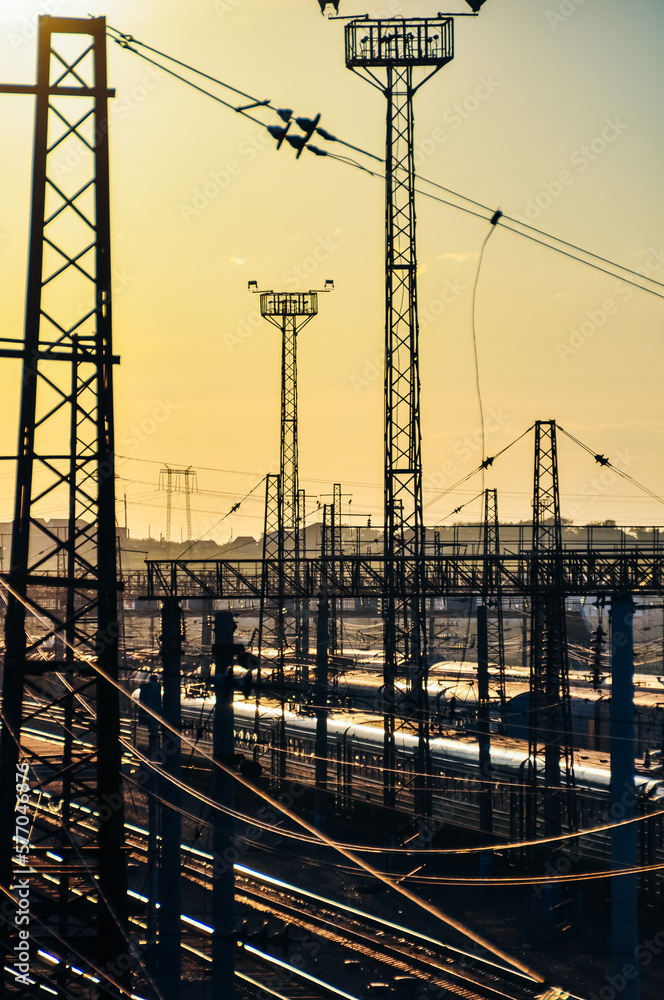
[159,465,198,541]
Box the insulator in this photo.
[267,124,290,149]
[316,126,336,141]
[295,113,321,137]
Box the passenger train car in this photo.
[173,693,664,894]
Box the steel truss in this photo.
[321,484,343,657]
[481,489,507,723]
[256,291,320,661]
[158,466,197,542]
[257,473,287,780]
[257,474,284,673]
[145,548,664,600]
[528,421,577,838]
[346,16,454,812]
[0,16,133,997]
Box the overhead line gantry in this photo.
[0,15,132,996]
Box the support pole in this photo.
[212,611,238,1000]
[159,597,182,1000]
[139,676,162,976]
[522,602,528,669]
[476,603,493,878]
[315,596,329,828]
[610,593,639,1000]
[202,597,213,648]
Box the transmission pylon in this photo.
[250,282,332,663]
[345,17,454,813]
[0,15,133,996]
[159,465,198,541]
[528,420,577,839]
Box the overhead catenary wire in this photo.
[423,423,535,518]
[174,474,266,559]
[106,25,664,302]
[0,877,148,1000]
[470,210,502,499]
[558,425,664,508]
[0,573,545,985]
[6,637,664,866]
[24,729,664,892]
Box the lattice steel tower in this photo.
[251,283,332,659]
[481,488,507,723]
[321,483,343,658]
[0,16,134,995]
[159,465,198,541]
[528,420,577,839]
[345,17,454,811]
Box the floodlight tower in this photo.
[250,281,333,659]
[344,16,455,812]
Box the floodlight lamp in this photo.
[248,280,258,290]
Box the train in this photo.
[169,692,664,891]
[218,660,664,758]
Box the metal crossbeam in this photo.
[143,550,664,600]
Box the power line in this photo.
[106,26,664,302]
[470,210,502,495]
[558,425,664,507]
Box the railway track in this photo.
[122,814,553,999]
[11,708,600,1000]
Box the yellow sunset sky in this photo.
[0,0,662,542]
